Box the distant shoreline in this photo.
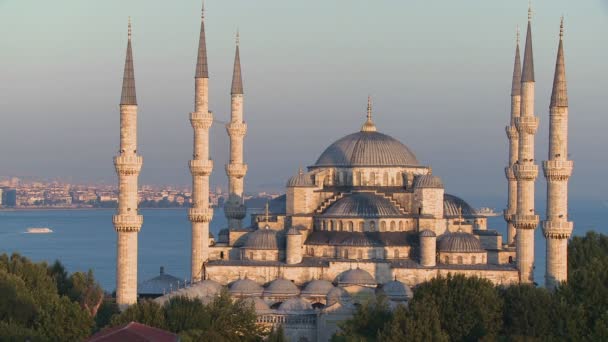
[0,207,191,212]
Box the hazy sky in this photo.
[1,0,607,201]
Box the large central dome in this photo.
[314,131,419,167]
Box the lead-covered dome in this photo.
[322,192,403,218]
[302,279,335,296]
[243,228,281,250]
[229,278,263,297]
[314,131,419,168]
[380,280,413,301]
[443,194,479,218]
[438,230,483,253]
[263,279,300,297]
[337,268,376,286]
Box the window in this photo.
[370,221,376,232]
[348,221,354,232]
[445,256,449,264]
[390,221,396,231]
[343,250,349,259]
[262,252,267,261]
[358,250,363,259]
[394,249,399,259]
[370,172,376,185]
[220,251,224,259]
[471,256,476,264]
[359,222,364,232]
[338,221,343,231]
[376,249,384,259]
[323,249,329,257]
[380,221,386,232]
[329,221,334,231]
[383,172,389,185]
[457,256,463,264]
[249,252,254,260]
[399,221,403,231]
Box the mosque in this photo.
[113,5,573,341]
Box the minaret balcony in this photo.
[505,125,518,140]
[190,112,213,129]
[542,160,573,181]
[504,167,516,180]
[514,116,539,135]
[226,122,247,137]
[188,207,214,223]
[226,163,248,178]
[503,209,515,222]
[113,214,143,232]
[513,164,538,181]
[189,159,213,176]
[542,221,573,239]
[513,214,540,230]
[114,155,143,175]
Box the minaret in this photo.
[189,3,214,283]
[113,18,143,308]
[224,31,248,232]
[513,6,540,283]
[542,18,573,289]
[504,28,522,246]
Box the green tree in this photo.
[267,325,288,342]
[110,300,167,329]
[379,301,448,342]
[164,296,211,332]
[67,270,105,317]
[500,284,554,339]
[332,295,393,341]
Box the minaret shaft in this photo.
[513,16,539,284]
[114,20,143,308]
[505,35,521,245]
[543,21,573,289]
[189,9,213,282]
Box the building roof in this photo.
[326,287,351,306]
[87,322,178,342]
[438,230,484,253]
[301,279,335,296]
[263,278,300,297]
[243,297,271,313]
[286,169,315,187]
[443,194,478,218]
[229,278,263,297]
[322,192,403,218]
[336,268,376,286]
[138,267,182,295]
[379,280,413,301]
[305,231,414,247]
[242,227,282,250]
[313,130,419,168]
[279,297,313,312]
[120,20,137,105]
[413,174,444,189]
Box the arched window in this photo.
[220,251,224,259]
[376,249,384,259]
[390,221,396,231]
[322,221,326,231]
[311,248,315,257]
[343,250,349,259]
[457,256,463,264]
[338,221,343,231]
[249,252,254,260]
[383,172,389,185]
[370,221,376,232]
[508,256,513,263]
[370,172,376,185]
[444,256,449,264]
[471,256,476,264]
[329,221,334,231]
[323,249,328,257]
[262,252,267,261]
[380,221,386,232]
[348,221,354,232]
[359,222,364,232]
[398,221,404,231]
[394,249,399,259]
[357,250,363,259]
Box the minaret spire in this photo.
[542,17,573,290]
[361,95,377,132]
[189,1,214,282]
[225,29,248,232]
[513,5,540,284]
[114,18,143,308]
[504,27,522,246]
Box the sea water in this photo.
[0,199,605,291]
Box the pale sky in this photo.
[1,0,607,201]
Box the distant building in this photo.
[1,188,16,207]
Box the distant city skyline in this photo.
[1,1,607,200]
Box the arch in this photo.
[398,221,404,231]
[471,256,476,264]
[370,172,376,185]
[370,221,376,232]
[508,256,513,263]
[249,252,254,260]
[390,221,396,231]
[323,249,329,257]
[357,250,363,259]
[394,249,399,259]
[444,256,449,264]
[329,220,334,231]
[383,172,389,186]
[343,249,349,259]
[270,302,283,309]
[338,221,344,231]
[348,221,354,232]
[220,251,225,259]
[262,252,267,261]
[358,222,364,232]
[380,221,386,232]
[457,256,463,264]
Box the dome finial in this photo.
[264,201,270,227]
[298,166,304,175]
[128,17,132,41]
[201,0,205,19]
[360,95,377,132]
[559,16,564,40]
[236,28,240,47]
[528,1,532,21]
[516,25,520,45]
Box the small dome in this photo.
[263,278,300,297]
[286,169,315,187]
[229,278,263,297]
[314,131,419,168]
[414,174,444,189]
[138,267,182,295]
[189,279,223,298]
[327,287,351,306]
[279,297,313,312]
[337,268,376,286]
[322,192,403,218]
[243,297,271,313]
[380,280,413,301]
[419,229,436,238]
[301,280,335,296]
[285,226,302,236]
[443,194,478,218]
[243,228,281,250]
[438,231,483,253]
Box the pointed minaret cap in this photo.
[550,17,568,107]
[360,96,377,132]
[120,17,137,105]
[511,26,522,96]
[231,30,244,95]
[195,1,209,78]
[521,3,535,82]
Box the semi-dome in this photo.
[229,278,263,297]
[438,230,484,253]
[380,280,413,301]
[322,192,403,218]
[413,174,444,189]
[443,194,478,218]
[301,279,335,296]
[419,229,437,237]
[263,278,300,297]
[242,228,281,250]
[337,268,376,286]
[279,297,313,312]
[314,131,419,168]
[286,169,315,187]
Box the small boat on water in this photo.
[26,227,53,234]
[475,207,501,217]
